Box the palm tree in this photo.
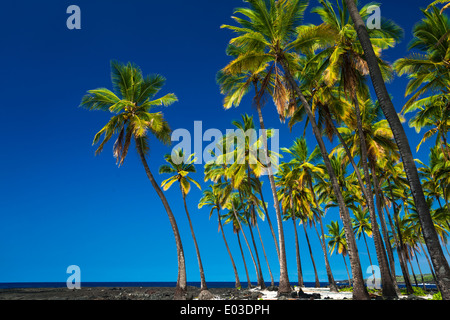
[394,7,450,159]
[220,197,253,289]
[281,137,328,288]
[339,96,401,296]
[382,165,415,294]
[311,198,340,292]
[310,0,402,298]
[277,163,304,288]
[223,114,276,288]
[159,149,209,292]
[198,186,242,289]
[80,61,187,298]
[345,0,450,299]
[352,206,375,276]
[221,0,369,298]
[428,0,450,14]
[326,221,352,287]
[298,201,321,288]
[217,52,289,293]
[418,148,447,209]
[418,145,450,215]
[407,95,450,158]
[406,201,449,290]
[204,139,265,288]
[222,192,261,288]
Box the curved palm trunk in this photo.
[237,232,252,288]
[414,252,426,290]
[247,170,265,289]
[379,194,402,295]
[255,102,291,295]
[353,96,397,298]
[247,218,266,289]
[135,138,186,298]
[343,255,352,287]
[345,0,450,299]
[231,203,260,286]
[419,242,438,286]
[387,182,415,294]
[408,258,419,287]
[362,232,375,277]
[256,222,275,287]
[395,212,415,293]
[301,217,320,288]
[217,208,241,289]
[313,219,339,292]
[181,188,207,291]
[328,112,394,290]
[257,182,280,261]
[309,179,339,292]
[325,113,369,201]
[292,214,304,288]
[281,60,369,300]
[288,191,303,288]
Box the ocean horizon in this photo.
[0,281,334,290]
[0,281,437,290]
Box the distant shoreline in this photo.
[0,281,332,290]
[0,278,438,290]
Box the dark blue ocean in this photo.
[0,281,327,289]
[0,281,436,289]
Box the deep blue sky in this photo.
[0,0,440,284]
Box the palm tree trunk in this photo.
[247,168,265,289]
[237,232,252,288]
[256,221,275,287]
[280,59,369,300]
[379,194,402,295]
[419,242,439,287]
[301,216,320,288]
[309,178,339,292]
[387,181,415,294]
[328,110,397,291]
[362,232,375,277]
[365,155,397,297]
[181,188,208,291]
[247,216,266,289]
[292,213,304,288]
[255,101,291,295]
[217,208,241,289]
[408,258,419,287]
[353,95,397,298]
[343,255,352,287]
[414,252,426,290]
[231,202,260,286]
[256,179,280,260]
[325,112,369,200]
[135,138,186,298]
[345,0,450,299]
[441,135,450,161]
[288,189,303,288]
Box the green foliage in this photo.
[81,61,177,164]
[400,287,427,296]
[432,291,442,300]
[367,288,381,294]
[339,286,353,292]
